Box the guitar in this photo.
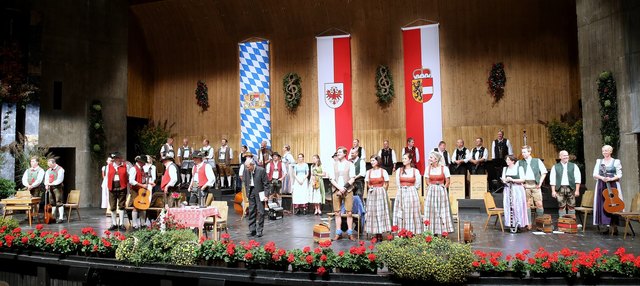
[602,181,624,213]
[133,186,152,210]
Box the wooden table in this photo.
[1,197,42,226]
[167,206,219,238]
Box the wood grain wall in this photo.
[128,0,579,165]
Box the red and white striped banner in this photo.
[402,24,442,173]
[317,35,353,163]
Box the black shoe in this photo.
[56,218,63,224]
[118,225,126,231]
[247,231,256,237]
[257,232,263,237]
[108,225,118,231]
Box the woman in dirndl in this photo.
[365,155,391,240]
[292,153,309,214]
[281,145,295,195]
[393,153,423,234]
[309,154,325,215]
[424,151,454,235]
[592,144,623,234]
[502,154,529,232]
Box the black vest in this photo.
[433,148,450,165]
[472,147,485,160]
[455,147,468,160]
[381,148,393,167]
[494,140,508,159]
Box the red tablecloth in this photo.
[167,206,219,229]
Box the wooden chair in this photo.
[2,191,37,226]
[614,193,640,239]
[483,192,504,232]
[205,201,228,240]
[574,190,594,233]
[63,190,81,222]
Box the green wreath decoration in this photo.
[487,62,506,105]
[283,73,302,111]
[89,100,106,162]
[376,65,395,106]
[597,71,619,153]
[195,80,209,112]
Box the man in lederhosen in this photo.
[550,150,581,217]
[217,138,234,189]
[161,156,181,207]
[266,152,287,207]
[44,158,65,223]
[128,155,155,229]
[160,137,175,160]
[22,156,45,202]
[258,140,272,167]
[105,152,127,230]
[177,138,194,187]
[378,139,397,175]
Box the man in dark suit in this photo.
[243,158,270,237]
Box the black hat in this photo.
[135,155,147,163]
[192,151,204,159]
[110,152,123,159]
[161,155,174,161]
[272,152,281,158]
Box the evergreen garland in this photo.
[283,73,302,111]
[596,71,619,154]
[375,65,394,106]
[195,80,209,112]
[487,62,506,104]
[89,100,106,162]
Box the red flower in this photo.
[320,254,327,262]
[277,249,286,256]
[61,229,68,235]
[319,240,332,248]
[305,255,314,264]
[199,236,206,244]
[391,225,399,232]
[472,261,480,267]
[92,245,98,252]
[102,238,112,248]
[21,236,28,244]
[81,227,95,235]
[71,235,80,244]
[35,224,43,231]
[424,219,431,226]
[226,243,235,256]
[370,237,377,244]
[442,232,448,238]
[614,247,626,256]
[303,246,311,253]
[522,249,531,255]
[542,261,551,269]
[528,258,535,265]
[368,253,376,262]
[338,251,345,257]
[0,241,3,247]
[287,253,295,263]
[368,244,375,250]
[264,241,277,253]
[506,255,512,261]
[571,267,579,273]
[45,237,55,245]
[314,247,322,254]
[317,266,327,276]
[271,254,281,261]
[12,227,21,234]
[221,233,230,240]
[82,239,91,246]
[386,235,394,241]
[244,252,253,260]
[426,235,433,243]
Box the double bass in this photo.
[43,189,53,224]
[233,191,244,215]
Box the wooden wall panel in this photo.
[127,12,153,119]
[128,0,579,164]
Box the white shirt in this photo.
[522,158,547,181]
[377,148,397,166]
[192,162,216,188]
[470,147,489,161]
[22,167,45,188]
[351,157,366,179]
[44,165,65,186]
[395,167,422,189]
[491,139,514,159]
[128,164,145,187]
[401,147,420,163]
[201,145,214,160]
[218,145,233,161]
[425,165,451,179]
[143,163,157,183]
[451,147,471,164]
[365,168,390,182]
[163,163,179,187]
[550,162,582,186]
[266,161,288,179]
[329,160,356,187]
[433,148,449,166]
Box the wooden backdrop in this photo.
[128,0,580,165]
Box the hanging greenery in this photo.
[282,73,302,112]
[195,80,209,112]
[137,120,176,160]
[375,65,394,106]
[487,62,506,105]
[89,100,106,162]
[597,71,619,154]
[0,42,40,107]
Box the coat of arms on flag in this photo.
[242,92,267,109]
[324,83,344,108]
[411,68,434,103]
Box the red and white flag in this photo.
[402,24,442,172]
[317,35,353,163]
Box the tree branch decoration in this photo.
[283,73,302,112]
[487,62,506,105]
[0,42,40,107]
[597,71,619,154]
[195,80,209,112]
[376,65,394,106]
[89,100,106,162]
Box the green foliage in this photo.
[115,229,198,266]
[487,62,506,105]
[195,80,209,112]
[375,65,395,106]
[597,71,620,154]
[137,120,175,160]
[0,217,19,230]
[10,133,53,178]
[283,73,302,112]
[546,119,583,162]
[0,178,16,199]
[89,100,106,162]
[377,234,474,284]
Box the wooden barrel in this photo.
[557,215,578,233]
[535,214,553,233]
[313,223,331,243]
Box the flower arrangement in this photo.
[375,65,394,106]
[487,62,506,105]
[195,80,209,112]
[597,71,619,154]
[282,73,302,112]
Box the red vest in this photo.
[107,163,128,191]
[161,164,175,189]
[267,161,284,180]
[131,165,143,190]
[192,163,211,188]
